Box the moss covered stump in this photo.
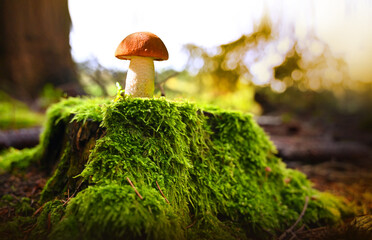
[0,96,352,239]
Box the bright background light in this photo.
[69,0,372,81]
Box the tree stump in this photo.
[0,97,355,240]
[40,116,105,202]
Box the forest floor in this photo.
[0,113,371,239]
[258,114,372,214]
[258,114,372,239]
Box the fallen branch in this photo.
[32,202,47,217]
[23,223,37,238]
[47,212,52,232]
[156,181,170,204]
[0,127,41,150]
[186,219,197,229]
[62,180,84,206]
[278,196,309,240]
[126,177,143,200]
[289,224,305,240]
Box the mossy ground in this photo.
[0,91,44,130]
[0,96,352,239]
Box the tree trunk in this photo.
[0,0,85,103]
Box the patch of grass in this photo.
[0,91,44,130]
[0,147,41,173]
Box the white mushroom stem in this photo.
[125,56,155,98]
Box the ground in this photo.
[260,114,372,239]
[259,114,372,215]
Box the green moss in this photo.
[38,97,109,151]
[0,195,34,216]
[0,97,110,173]
[28,200,66,239]
[0,96,353,239]
[51,184,184,240]
[0,216,35,240]
[40,144,73,202]
[15,197,34,216]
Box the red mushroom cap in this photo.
[115,32,169,61]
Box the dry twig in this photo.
[278,196,309,240]
[156,181,170,204]
[62,181,84,206]
[47,212,52,232]
[155,72,179,97]
[289,224,305,240]
[32,202,47,217]
[127,177,143,200]
[186,219,197,229]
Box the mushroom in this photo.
[115,32,169,98]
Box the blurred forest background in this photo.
[0,0,371,148]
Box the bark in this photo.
[0,0,84,103]
[39,116,105,201]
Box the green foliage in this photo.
[0,96,352,239]
[179,12,368,119]
[37,84,65,109]
[0,147,41,173]
[0,91,44,130]
[164,72,261,114]
[77,60,126,97]
[183,14,273,94]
